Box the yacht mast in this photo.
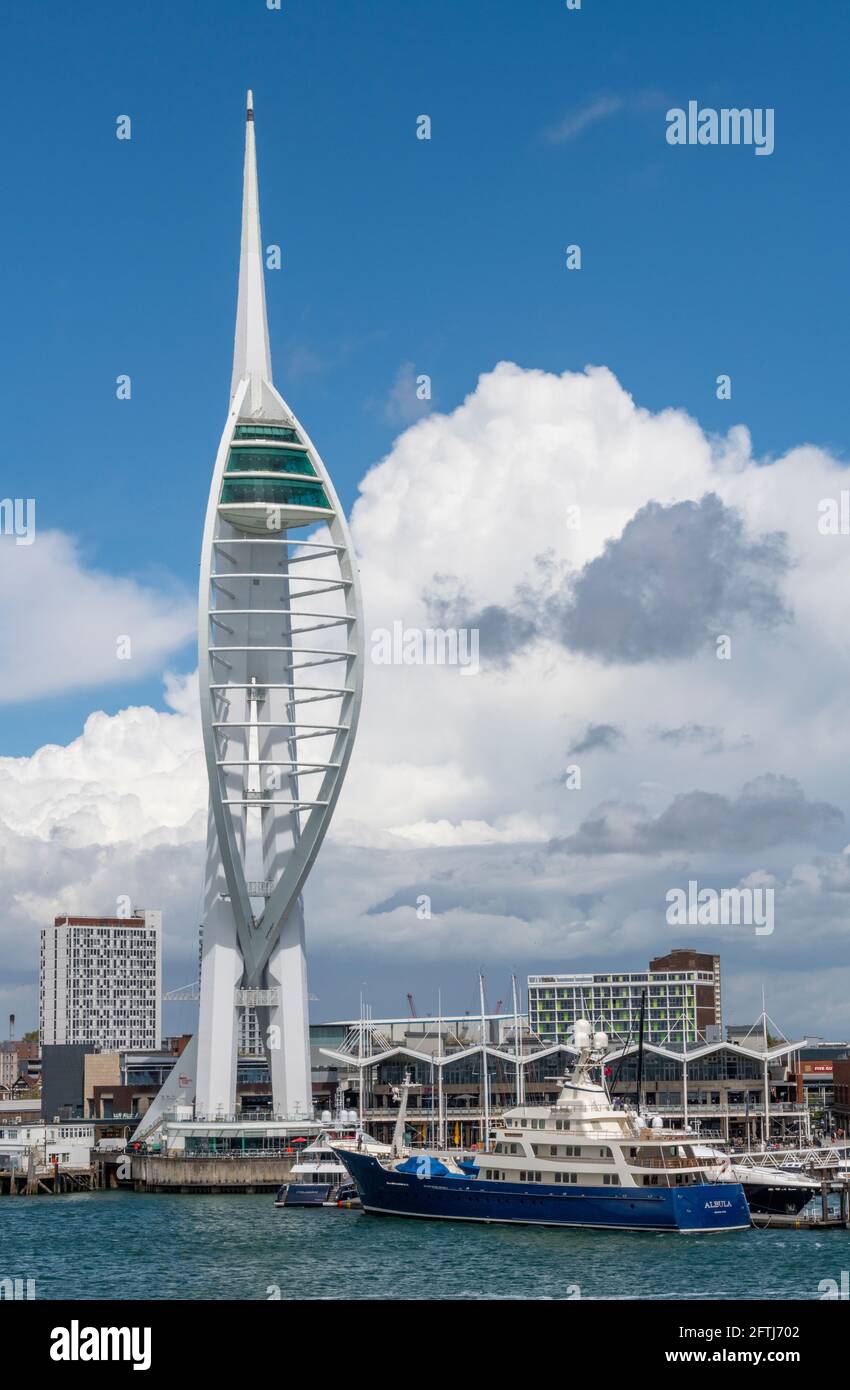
[636,989,647,1116]
[511,972,524,1108]
[479,972,490,1153]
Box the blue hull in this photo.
[284,1184,333,1207]
[338,1151,751,1234]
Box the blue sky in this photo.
[2,0,849,752]
[5,2,850,1033]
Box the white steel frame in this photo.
[138,92,362,1134]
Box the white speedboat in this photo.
[275,1135,361,1207]
[692,1144,819,1216]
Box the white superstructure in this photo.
[478,1024,714,1190]
[287,1136,350,1188]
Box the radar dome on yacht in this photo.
[651,1115,664,1129]
[320,1110,332,1124]
[593,1031,608,1050]
[574,1019,592,1046]
[346,1109,359,1124]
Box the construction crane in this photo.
[406,993,417,1018]
[162,982,200,1002]
[163,983,317,1002]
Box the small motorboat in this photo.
[332,1180,361,1208]
[692,1145,819,1216]
[274,1135,362,1208]
[284,1182,334,1207]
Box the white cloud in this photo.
[383,361,433,425]
[0,529,194,703]
[4,363,850,1034]
[543,95,624,144]
[389,813,551,848]
[542,90,666,145]
[0,672,204,848]
[0,672,206,1017]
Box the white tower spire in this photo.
[132,93,364,1142]
[231,88,273,407]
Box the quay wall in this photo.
[132,1155,299,1193]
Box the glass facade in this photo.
[527,970,711,1046]
[233,424,302,443]
[220,478,332,509]
[226,447,316,476]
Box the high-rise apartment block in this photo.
[40,912,162,1051]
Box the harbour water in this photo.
[3,1192,846,1300]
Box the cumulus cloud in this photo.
[653,723,721,747]
[389,813,550,848]
[569,723,624,755]
[436,494,791,666]
[555,494,791,662]
[0,672,207,1016]
[384,361,433,425]
[6,360,850,1034]
[650,723,752,756]
[0,672,204,846]
[554,775,844,856]
[0,530,194,703]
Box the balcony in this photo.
[627,1154,704,1170]
[649,1101,807,1118]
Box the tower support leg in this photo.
[266,896,311,1116]
[196,894,242,1117]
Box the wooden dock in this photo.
[751,1210,849,1229]
[751,1170,850,1230]
[0,1164,99,1196]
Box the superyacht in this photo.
[336,1021,751,1233]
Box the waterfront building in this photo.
[138,91,363,1141]
[0,1097,40,1119]
[0,1041,40,1098]
[124,989,811,1153]
[312,1005,809,1149]
[0,1042,20,1093]
[15,1039,41,1088]
[527,956,721,1048]
[0,1119,95,1171]
[41,1043,88,1122]
[727,1022,769,1046]
[832,1057,850,1132]
[83,1037,194,1120]
[791,1041,850,1126]
[648,948,722,1037]
[605,1039,808,1146]
[40,912,162,1051]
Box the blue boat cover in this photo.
[395,1155,450,1177]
